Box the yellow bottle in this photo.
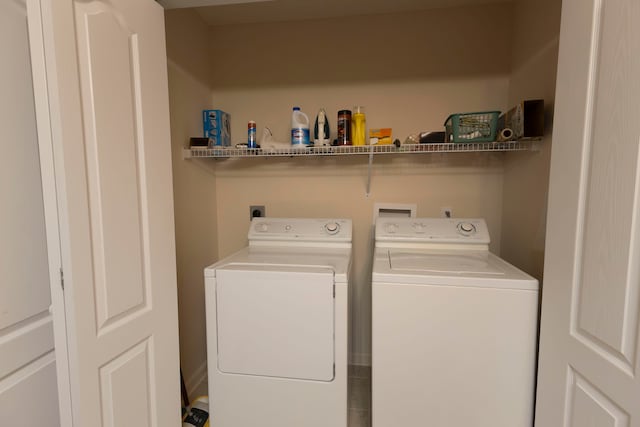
[352,106,366,146]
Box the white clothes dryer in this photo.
[372,217,539,427]
[205,218,352,427]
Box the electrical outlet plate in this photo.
[440,207,453,218]
[250,205,265,220]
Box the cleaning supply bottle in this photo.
[314,108,330,146]
[337,110,352,145]
[291,107,310,146]
[352,105,366,146]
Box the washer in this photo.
[372,217,539,427]
[205,217,352,427]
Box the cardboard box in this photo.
[202,109,231,146]
[369,128,392,145]
[498,99,544,139]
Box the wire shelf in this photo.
[183,141,536,159]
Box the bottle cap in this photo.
[293,107,300,111]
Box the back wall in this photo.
[206,2,515,364]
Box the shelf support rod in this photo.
[365,147,374,197]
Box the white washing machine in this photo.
[372,217,539,427]
[204,217,352,427]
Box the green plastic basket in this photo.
[444,111,500,143]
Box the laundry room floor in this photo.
[348,365,371,427]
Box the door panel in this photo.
[39,0,181,425]
[0,0,59,425]
[0,0,51,332]
[566,370,629,427]
[0,314,54,380]
[99,339,154,427]
[536,0,640,424]
[574,0,640,370]
[0,354,59,426]
[76,3,148,330]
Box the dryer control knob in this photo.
[325,222,340,235]
[457,222,476,235]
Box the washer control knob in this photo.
[457,222,476,235]
[255,222,268,232]
[385,223,398,234]
[285,224,292,231]
[325,222,340,235]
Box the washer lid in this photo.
[390,251,505,276]
[373,249,538,290]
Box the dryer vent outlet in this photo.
[250,205,266,220]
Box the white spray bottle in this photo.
[314,108,331,146]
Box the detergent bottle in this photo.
[291,107,310,146]
[352,105,367,146]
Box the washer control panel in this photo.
[249,218,352,242]
[375,217,490,244]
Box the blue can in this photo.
[248,120,257,148]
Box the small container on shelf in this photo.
[336,110,352,145]
[351,106,366,146]
[248,120,257,148]
[444,111,500,143]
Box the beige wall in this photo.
[209,3,513,144]
[501,0,562,281]
[165,9,218,394]
[207,3,514,365]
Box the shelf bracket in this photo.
[365,147,374,197]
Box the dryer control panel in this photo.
[375,217,490,245]
[249,218,353,244]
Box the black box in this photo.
[498,99,544,139]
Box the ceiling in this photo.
[161,0,511,26]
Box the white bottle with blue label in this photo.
[291,107,310,146]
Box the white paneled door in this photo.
[536,0,640,425]
[35,0,181,425]
[0,1,59,425]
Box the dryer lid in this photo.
[204,246,351,281]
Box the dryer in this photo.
[372,217,539,427]
[205,217,352,427]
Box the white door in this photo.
[536,0,640,425]
[36,0,181,425]
[0,1,60,425]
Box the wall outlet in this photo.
[250,205,265,220]
[441,207,453,218]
